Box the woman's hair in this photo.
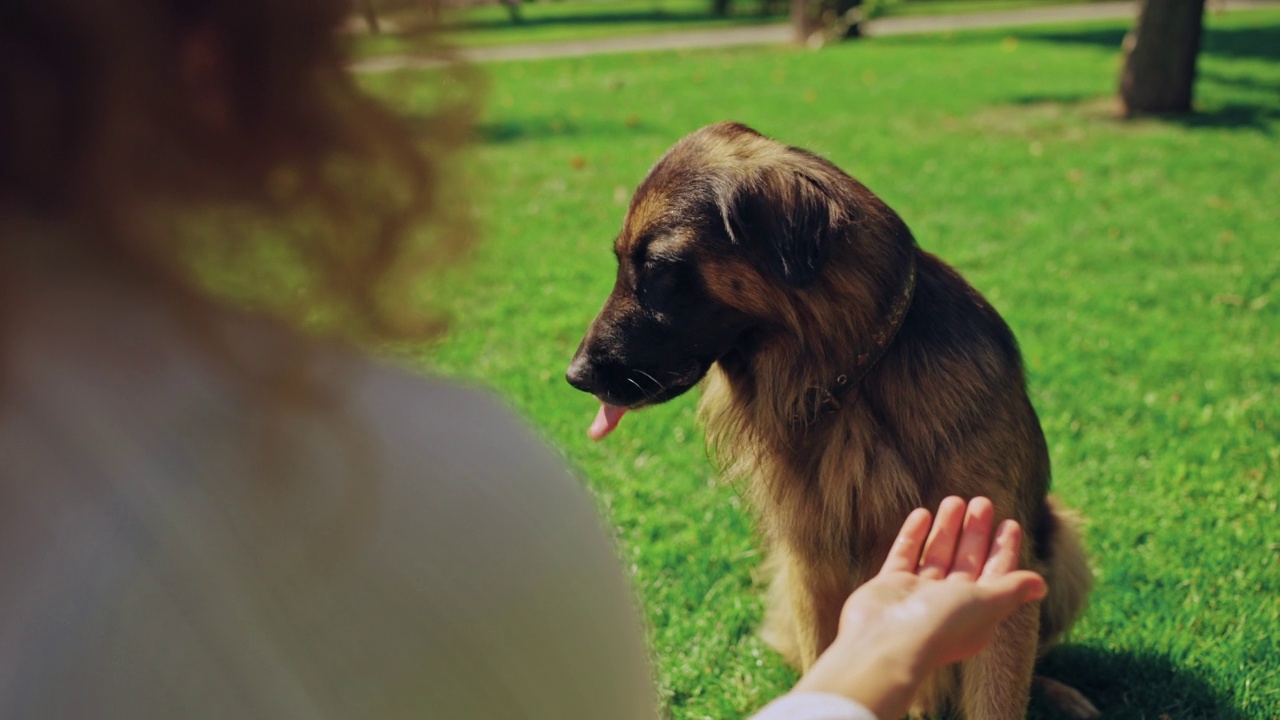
[0,0,474,342]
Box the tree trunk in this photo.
[359,0,381,33]
[791,0,811,44]
[1118,0,1207,116]
[501,0,524,24]
[712,0,732,17]
[420,0,440,24]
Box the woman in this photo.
[0,2,1043,718]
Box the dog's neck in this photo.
[700,245,919,460]
[787,252,917,429]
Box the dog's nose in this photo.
[565,356,599,394]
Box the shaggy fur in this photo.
[566,122,1095,719]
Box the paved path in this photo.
[351,0,1279,71]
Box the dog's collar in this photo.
[791,254,917,429]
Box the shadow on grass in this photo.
[1019,23,1280,63]
[477,117,587,144]
[1032,645,1245,720]
[392,113,661,145]
[477,118,589,144]
[1168,102,1279,133]
[438,10,784,34]
[1001,91,1279,133]
[885,20,1280,63]
[997,21,1280,134]
[473,116,660,144]
[389,93,661,145]
[1198,66,1280,95]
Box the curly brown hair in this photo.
[0,0,474,342]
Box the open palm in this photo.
[793,497,1048,720]
[839,497,1047,672]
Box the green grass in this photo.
[365,9,1280,719]
[873,0,1116,19]
[351,0,783,55]
[348,0,1118,55]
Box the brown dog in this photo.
[566,122,1097,719]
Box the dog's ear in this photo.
[716,166,842,288]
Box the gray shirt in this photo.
[1,258,653,719]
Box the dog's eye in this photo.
[638,257,686,309]
[641,256,677,281]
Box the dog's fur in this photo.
[566,122,1094,719]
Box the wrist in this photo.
[793,639,928,720]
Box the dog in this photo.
[566,121,1097,719]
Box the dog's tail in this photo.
[1038,494,1093,653]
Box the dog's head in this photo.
[565,122,863,439]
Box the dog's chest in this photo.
[700,366,919,562]
[752,420,914,568]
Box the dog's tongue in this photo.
[588,403,628,441]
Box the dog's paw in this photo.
[1034,675,1100,719]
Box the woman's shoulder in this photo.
[2,284,654,719]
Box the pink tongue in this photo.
[588,403,628,441]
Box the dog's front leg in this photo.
[763,546,850,671]
[957,599,1039,719]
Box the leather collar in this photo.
[791,254,917,429]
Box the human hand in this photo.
[841,496,1047,669]
[793,497,1046,719]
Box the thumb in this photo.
[979,571,1048,616]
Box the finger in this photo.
[981,519,1024,579]
[917,496,968,579]
[948,497,995,581]
[980,570,1048,610]
[880,508,933,574]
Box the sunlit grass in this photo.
[364,9,1280,718]
[350,0,783,56]
[348,0,1118,55]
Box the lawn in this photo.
[348,0,1121,54]
[364,9,1280,719]
[350,0,784,55]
